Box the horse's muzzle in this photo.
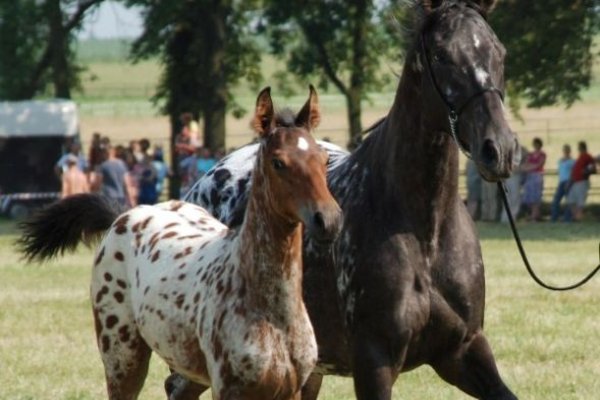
[305,204,343,244]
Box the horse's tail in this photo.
[18,194,123,263]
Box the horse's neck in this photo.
[367,59,460,241]
[236,168,304,322]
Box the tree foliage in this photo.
[0,0,102,100]
[262,0,400,147]
[491,0,600,110]
[0,1,46,99]
[127,0,262,146]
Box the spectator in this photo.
[61,154,90,198]
[178,146,216,197]
[480,180,498,222]
[567,141,597,221]
[88,132,104,172]
[116,145,140,206]
[129,140,144,164]
[521,137,546,221]
[196,146,217,176]
[139,138,151,159]
[152,146,170,199]
[550,144,575,222]
[92,144,133,209]
[174,112,200,162]
[500,146,528,223]
[55,142,87,176]
[174,113,201,198]
[137,157,158,205]
[465,159,481,220]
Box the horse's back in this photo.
[186,140,349,226]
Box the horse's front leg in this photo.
[352,327,408,400]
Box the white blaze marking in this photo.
[473,34,480,48]
[297,137,309,151]
[475,67,489,86]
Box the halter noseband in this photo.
[420,33,504,159]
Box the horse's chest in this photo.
[334,232,435,326]
[205,316,317,395]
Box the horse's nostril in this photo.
[481,139,499,165]
[313,212,325,231]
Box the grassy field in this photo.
[1,219,599,399]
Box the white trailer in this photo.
[0,99,80,218]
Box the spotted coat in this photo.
[92,200,317,399]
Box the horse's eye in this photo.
[271,158,286,171]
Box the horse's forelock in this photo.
[274,108,297,128]
[397,0,481,49]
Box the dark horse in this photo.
[177,0,520,398]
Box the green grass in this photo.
[1,220,599,399]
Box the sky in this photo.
[78,1,143,39]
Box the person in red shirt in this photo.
[567,141,596,221]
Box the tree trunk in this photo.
[346,0,368,149]
[203,93,226,151]
[168,114,183,200]
[202,5,228,151]
[47,0,71,98]
[346,89,363,149]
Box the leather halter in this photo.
[420,33,504,158]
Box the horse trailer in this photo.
[0,99,80,218]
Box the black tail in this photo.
[18,194,123,263]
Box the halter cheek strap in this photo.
[419,34,504,159]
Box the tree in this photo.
[0,0,102,100]
[491,0,600,110]
[128,0,261,198]
[262,0,399,148]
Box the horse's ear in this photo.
[253,87,275,137]
[469,0,497,15]
[295,84,321,130]
[422,0,444,14]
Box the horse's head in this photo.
[252,86,342,243]
[420,0,519,181]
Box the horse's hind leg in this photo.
[301,373,323,400]
[93,307,152,400]
[430,331,517,399]
[164,372,208,400]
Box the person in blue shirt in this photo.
[551,144,575,222]
[151,147,170,199]
[196,146,217,176]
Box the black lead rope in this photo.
[498,181,600,291]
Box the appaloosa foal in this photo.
[20,86,341,400]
